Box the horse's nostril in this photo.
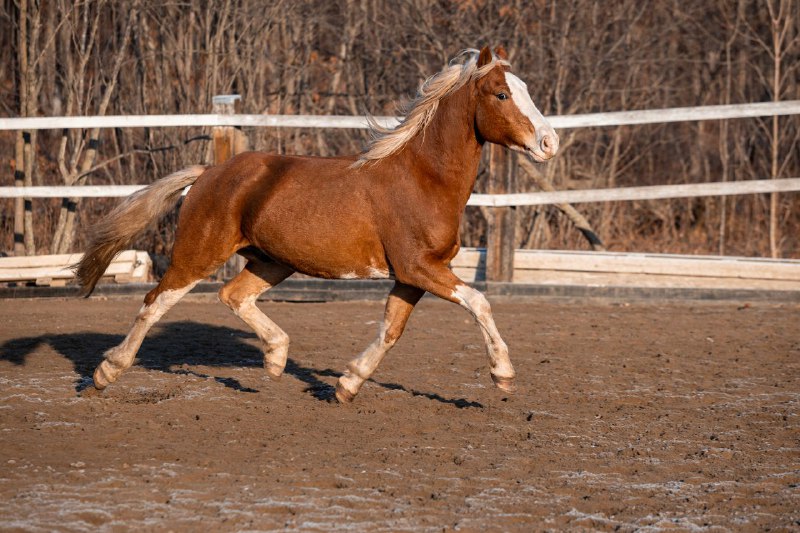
[541,134,558,154]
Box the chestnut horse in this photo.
[76,46,559,403]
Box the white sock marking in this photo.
[451,285,514,378]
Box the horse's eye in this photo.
[496,93,507,101]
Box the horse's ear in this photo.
[477,46,493,67]
[494,45,508,60]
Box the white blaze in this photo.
[504,72,555,153]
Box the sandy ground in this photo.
[0,295,798,531]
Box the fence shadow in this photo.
[0,320,482,409]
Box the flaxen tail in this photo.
[74,165,207,297]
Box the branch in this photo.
[518,157,606,251]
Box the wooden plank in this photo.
[4,177,798,203]
[0,253,84,268]
[129,252,152,283]
[0,113,391,131]
[0,185,144,198]
[451,248,800,286]
[551,100,800,128]
[0,250,137,268]
[454,266,800,290]
[1,100,798,131]
[35,278,67,287]
[512,250,800,281]
[0,262,134,282]
[451,248,485,267]
[467,177,800,207]
[510,270,800,290]
[0,250,146,284]
[0,185,195,198]
[452,267,480,282]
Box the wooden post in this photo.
[211,94,248,280]
[211,94,244,164]
[485,144,516,282]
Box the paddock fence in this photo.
[2,99,800,292]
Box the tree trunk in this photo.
[13,132,25,255]
[54,4,138,254]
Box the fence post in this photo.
[211,94,248,280]
[485,144,516,282]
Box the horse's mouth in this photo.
[513,144,553,163]
[526,148,551,163]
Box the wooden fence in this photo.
[2,99,800,283]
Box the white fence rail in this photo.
[468,177,800,207]
[2,177,799,205]
[1,100,799,131]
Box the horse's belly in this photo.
[273,248,391,280]
[249,225,390,280]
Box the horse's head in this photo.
[473,46,559,163]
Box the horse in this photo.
[75,46,559,403]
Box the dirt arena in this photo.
[0,294,798,531]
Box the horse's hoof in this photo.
[93,363,113,390]
[334,381,356,404]
[265,362,284,380]
[491,374,517,393]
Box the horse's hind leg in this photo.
[335,282,425,403]
[218,258,294,378]
[93,268,202,390]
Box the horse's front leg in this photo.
[335,282,424,403]
[397,262,516,393]
[449,283,515,392]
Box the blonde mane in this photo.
[354,49,510,167]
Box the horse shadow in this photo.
[0,320,482,409]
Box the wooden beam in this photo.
[1,100,798,131]
[450,248,800,289]
[4,178,798,203]
[467,177,800,207]
[484,145,515,282]
[0,250,151,285]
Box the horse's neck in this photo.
[403,85,483,203]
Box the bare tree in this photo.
[15,0,41,255]
[1,0,798,259]
[50,0,138,254]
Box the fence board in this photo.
[451,248,800,290]
[0,250,138,268]
[0,250,150,285]
[3,177,799,204]
[1,100,799,131]
[466,178,800,207]
[511,250,800,281]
